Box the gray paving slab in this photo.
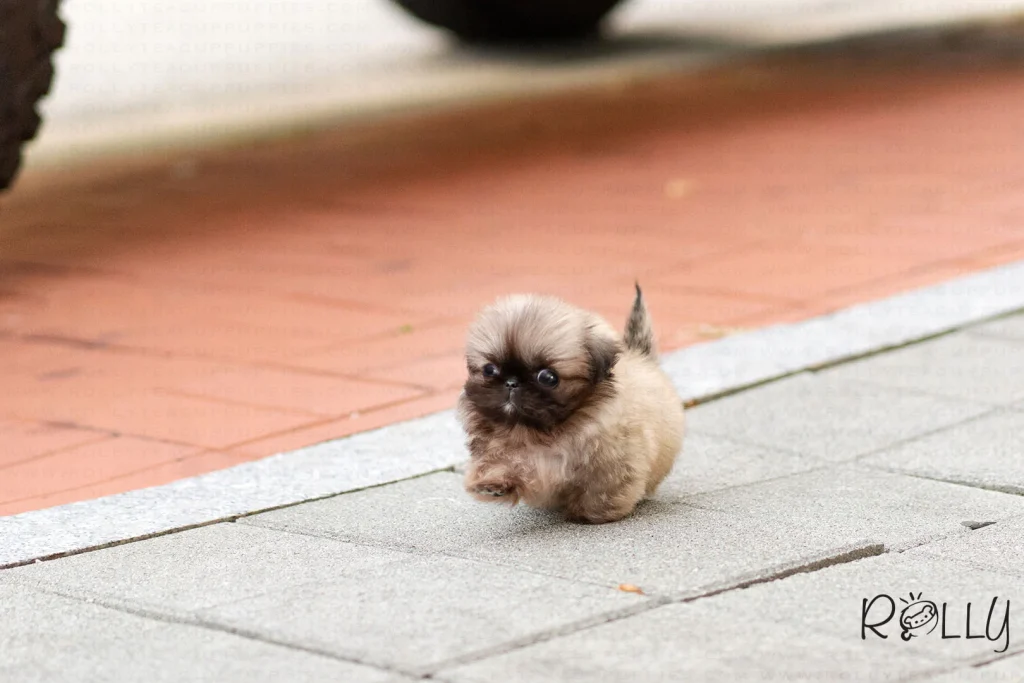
[447,498,881,597]
[240,440,822,552]
[822,333,1024,406]
[684,373,990,462]
[686,465,1024,552]
[441,619,934,683]
[910,515,1024,579]
[240,472,559,553]
[0,582,395,683]
[652,432,824,500]
[861,411,1024,495]
[196,553,647,672]
[439,553,1024,683]
[1,522,408,613]
[440,607,939,683]
[968,313,1024,343]
[449,466,1024,595]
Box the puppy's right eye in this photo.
[482,363,500,378]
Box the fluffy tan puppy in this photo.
[458,285,685,524]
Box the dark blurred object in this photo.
[389,0,627,43]
[0,0,65,192]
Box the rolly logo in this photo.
[862,591,1011,653]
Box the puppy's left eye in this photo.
[536,369,559,387]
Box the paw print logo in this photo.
[899,592,939,641]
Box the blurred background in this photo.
[3,0,1024,517]
[25,0,1024,167]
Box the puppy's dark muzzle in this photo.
[504,378,520,406]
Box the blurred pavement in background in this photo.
[26,0,1024,169]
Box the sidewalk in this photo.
[4,27,1024,516]
[2,311,1022,681]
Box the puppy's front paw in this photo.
[475,483,512,498]
[464,461,520,505]
[466,479,520,505]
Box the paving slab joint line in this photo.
[230,467,460,524]
[12,327,438,396]
[678,542,886,602]
[0,518,233,571]
[887,515,1024,569]
[830,372,1021,410]
[411,597,673,678]
[238,516,640,594]
[843,406,1008,465]
[683,428,826,465]
[861,465,1024,498]
[966,649,1024,670]
[885,527,989,557]
[417,541,885,676]
[0,468,458,571]
[2,579,420,679]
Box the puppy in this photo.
[458,285,685,524]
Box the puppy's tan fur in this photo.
[458,288,685,524]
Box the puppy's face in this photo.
[462,296,619,431]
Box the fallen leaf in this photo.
[618,583,645,595]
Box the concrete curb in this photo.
[2,259,1023,567]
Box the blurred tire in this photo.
[0,0,65,192]
[388,0,627,43]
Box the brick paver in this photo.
[2,33,1024,514]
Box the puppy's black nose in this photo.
[505,377,519,389]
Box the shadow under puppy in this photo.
[458,285,685,524]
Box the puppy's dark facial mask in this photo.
[463,331,618,431]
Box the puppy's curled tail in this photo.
[624,283,656,358]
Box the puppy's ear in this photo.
[586,329,620,384]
